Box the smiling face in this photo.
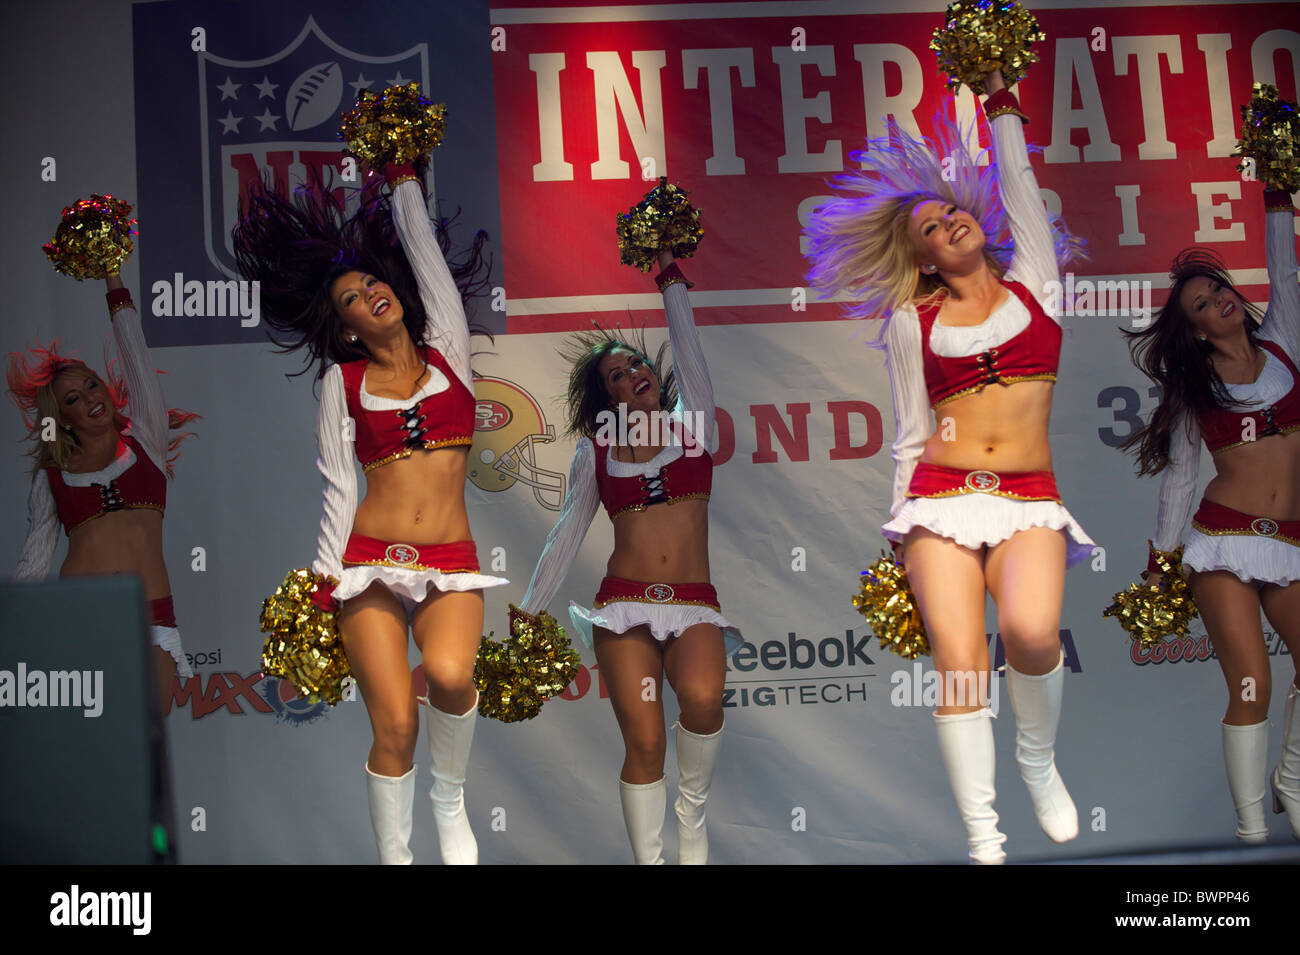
[598,346,661,413]
[1178,275,1247,339]
[330,270,404,343]
[908,198,986,276]
[52,367,114,437]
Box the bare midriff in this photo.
[604,442,711,584]
[354,445,473,544]
[920,379,1056,474]
[1206,431,1300,520]
[62,509,171,601]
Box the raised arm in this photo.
[657,256,716,452]
[883,307,933,520]
[386,165,472,391]
[310,365,358,591]
[1151,410,1201,557]
[983,74,1060,310]
[1260,189,1299,360]
[105,279,168,467]
[517,439,601,617]
[14,474,59,581]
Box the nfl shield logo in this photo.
[197,16,428,277]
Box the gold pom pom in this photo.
[930,0,1046,95]
[259,568,351,706]
[1103,547,1200,648]
[43,194,136,280]
[339,82,447,170]
[616,177,704,272]
[474,605,581,723]
[853,552,931,660]
[1235,83,1299,193]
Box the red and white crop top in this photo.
[15,290,173,581]
[515,264,717,617]
[45,428,166,535]
[338,344,476,473]
[311,172,482,582]
[916,279,1061,407]
[1195,339,1300,454]
[883,89,1066,521]
[1153,189,1300,551]
[592,431,713,520]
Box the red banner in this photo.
[490,1,1299,332]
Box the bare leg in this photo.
[663,623,726,864]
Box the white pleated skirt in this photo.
[568,601,744,656]
[882,495,1096,567]
[1184,527,1300,587]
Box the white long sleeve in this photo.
[14,474,59,581]
[390,179,472,390]
[518,439,601,616]
[311,365,358,579]
[883,305,933,518]
[663,280,716,451]
[1152,411,1201,552]
[989,104,1060,313]
[1260,202,1299,361]
[111,302,169,469]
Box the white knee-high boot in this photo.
[1222,719,1270,843]
[364,763,415,865]
[1272,684,1300,840]
[674,722,723,865]
[423,695,479,865]
[619,778,666,865]
[1005,652,1079,843]
[934,708,1007,864]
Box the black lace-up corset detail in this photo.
[399,401,427,450]
[976,348,1002,386]
[639,467,669,507]
[96,480,125,512]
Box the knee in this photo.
[1226,673,1271,721]
[370,704,419,755]
[423,657,475,699]
[674,681,723,728]
[622,723,667,769]
[999,614,1060,654]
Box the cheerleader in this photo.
[232,163,504,864]
[1121,186,1300,842]
[805,70,1089,863]
[9,272,197,712]
[514,246,736,864]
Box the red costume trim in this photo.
[983,88,1028,124]
[916,280,1061,408]
[1197,340,1300,454]
[106,288,134,316]
[593,576,722,612]
[341,534,481,573]
[149,596,177,628]
[593,438,712,521]
[339,344,476,473]
[46,429,167,536]
[1264,189,1295,214]
[1191,499,1300,548]
[906,462,1062,502]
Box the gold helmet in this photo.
[469,377,566,510]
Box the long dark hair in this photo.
[559,326,677,441]
[231,170,491,385]
[1120,248,1264,475]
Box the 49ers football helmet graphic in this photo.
[469,377,566,510]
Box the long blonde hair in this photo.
[803,113,1076,346]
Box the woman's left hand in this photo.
[105,274,124,292]
[984,69,1006,94]
[658,249,674,271]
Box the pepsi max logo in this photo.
[1251,518,1279,537]
[644,584,675,603]
[287,61,344,131]
[475,400,512,432]
[965,470,1000,492]
[385,544,418,565]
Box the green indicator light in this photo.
[152,823,168,855]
